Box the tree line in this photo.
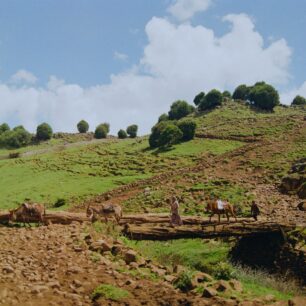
[0,121,139,149]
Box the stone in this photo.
[173,265,185,274]
[164,275,176,283]
[124,250,137,264]
[193,272,214,284]
[47,281,61,289]
[202,287,217,298]
[229,279,243,292]
[263,294,276,303]
[2,265,14,274]
[214,280,232,293]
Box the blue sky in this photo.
[0,0,305,133]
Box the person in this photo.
[251,200,260,221]
[168,196,183,227]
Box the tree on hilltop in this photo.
[126,124,138,138]
[168,100,194,120]
[232,84,250,100]
[118,129,127,139]
[198,89,222,111]
[36,123,53,141]
[94,124,108,139]
[291,95,306,106]
[193,92,205,106]
[77,120,89,133]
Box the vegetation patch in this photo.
[91,284,129,301]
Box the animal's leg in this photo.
[218,213,220,223]
[226,212,229,222]
[209,213,214,222]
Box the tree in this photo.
[36,123,53,141]
[0,128,32,148]
[100,123,110,134]
[159,124,183,147]
[158,113,169,122]
[126,124,138,138]
[77,120,89,133]
[222,91,231,99]
[118,129,127,139]
[168,100,194,120]
[248,82,279,111]
[292,95,306,106]
[94,124,107,139]
[193,92,205,106]
[199,89,222,111]
[177,119,197,141]
[149,121,169,148]
[0,123,10,134]
[232,84,250,100]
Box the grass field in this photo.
[0,136,243,210]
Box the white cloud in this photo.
[0,13,293,134]
[10,69,38,84]
[114,51,128,61]
[167,0,212,21]
[281,81,306,105]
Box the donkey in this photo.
[9,203,46,226]
[86,203,122,224]
[206,199,237,223]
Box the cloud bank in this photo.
[0,13,293,134]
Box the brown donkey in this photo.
[206,200,237,223]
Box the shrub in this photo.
[77,120,89,133]
[53,198,66,208]
[126,124,138,138]
[100,122,110,134]
[158,113,169,122]
[199,89,222,111]
[177,119,197,141]
[222,90,231,99]
[248,82,279,111]
[168,100,194,120]
[232,84,250,100]
[149,121,169,148]
[94,124,108,139]
[159,123,183,147]
[173,271,194,292]
[213,262,235,280]
[193,92,205,106]
[118,129,127,139]
[36,123,53,141]
[91,284,129,301]
[0,128,32,148]
[9,152,20,159]
[0,123,10,134]
[291,95,306,106]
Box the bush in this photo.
[158,113,169,122]
[291,95,306,106]
[177,119,197,141]
[248,82,279,111]
[36,123,53,141]
[0,123,10,134]
[94,124,108,139]
[232,84,250,100]
[53,198,66,208]
[173,271,194,292]
[149,121,169,148]
[118,129,127,139]
[100,122,110,134]
[159,123,183,147]
[126,124,138,138]
[199,89,222,111]
[0,128,32,148]
[193,92,205,106]
[222,90,231,99]
[77,120,89,133]
[213,262,236,280]
[168,100,194,120]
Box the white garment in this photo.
[217,200,224,210]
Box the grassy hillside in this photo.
[0,101,305,212]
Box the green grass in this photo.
[91,284,129,301]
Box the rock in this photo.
[73,279,82,288]
[125,279,135,286]
[99,240,112,252]
[124,250,137,264]
[263,294,276,303]
[193,272,214,284]
[151,266,166,277]
[202,287,217,298]
[229,279,243,292]
[214,280,232,293]
[173,265,185,274]
[47,281,61,289]
[164,275,176,283]
[288,296,306,306]
[2,265,14,273]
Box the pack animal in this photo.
[206,200,237,223]
[9,203,46,226]
[86,203,122,224]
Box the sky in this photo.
[0,0,305,134]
